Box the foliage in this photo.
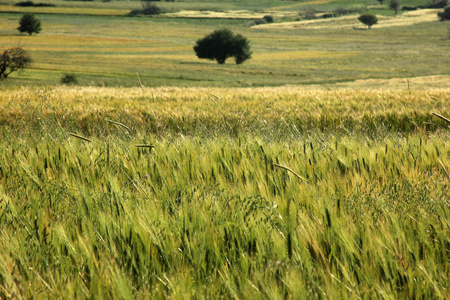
[129,1,164,16]
[358,13,378,29]
[141,1,162,15]
[60,73,78,84]
[0,8,448,88]
[194,28,252,64]
[0,47,32,80]
[437,6,450,20]
[0,87,449,299]
[14,1,55,7]
[389,0,400,15]
[251,15,275,26]
[263,15,274,23]
[17,13,42,36]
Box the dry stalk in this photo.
[68,133,91,142]
[273,163,309,183]
[431,112,450,124]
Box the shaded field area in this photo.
[0,87,449,298]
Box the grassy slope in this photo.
[0,0,448,88]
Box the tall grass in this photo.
[0,87,449,298]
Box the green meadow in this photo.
[1,0,449,87]
[0,0,449,299]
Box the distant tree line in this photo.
[14,0,55,6]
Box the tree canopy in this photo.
[18,13,41,36]
[193,28,252,64]
[358,14,378,29]
[0,47,32,80]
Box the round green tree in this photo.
[18,13,41,36]
[194,28,252,64]
[358,13,378,29]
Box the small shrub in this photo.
[430,0,448,8]
[14,1,35,6]
[263,15,274,23]
[130,1,164,16]
[60,73,78,84]
[438,6,450,20]
[14,1,55,6]
[322,13,335,19]
[141,1,162,15]
[250,19,267,26]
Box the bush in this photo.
[358,13,378,29]
[0,47,32,80]
[263,15,274,23]
[322,13,335,19]
[438,6,450,20]
[193,28,252,64]
[60,73,78,84]
[430,0,448,8]
[14,1,35,6]
[141,1,162,15]
[334,8,352,16]
[17,13,41,36]
[129,2,164,16]
[14,1,55,7]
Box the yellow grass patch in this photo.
[165,10,266,19]
[254,50,359,61]
[304,75,450,90]
[271,0,337,10]
[255,9,441,29]
[375,9,441,28]
[1,84,448,127]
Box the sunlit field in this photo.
[0,0,449,298]
[0,1,449,87]
[0,86,449,298]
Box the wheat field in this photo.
[0,86,449,298]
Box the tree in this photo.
[141,1,161,15]
[194,28,252,64]
[389,0,400,15]
[0,47,32,80]
[437,6,450,20]
[358,13,378,29]
[17,13,41,36]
